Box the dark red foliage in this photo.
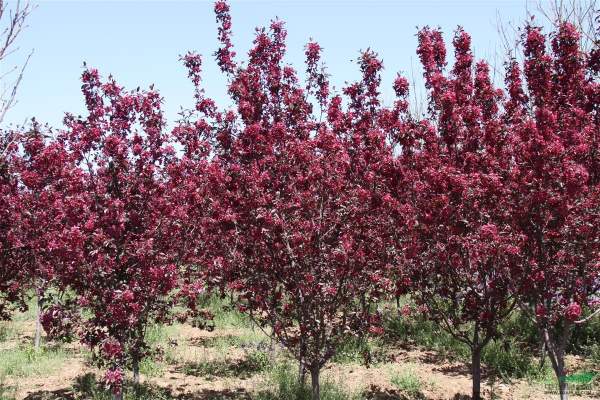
[0,130,23,319]
[505,22,600,398]
[59,69,184,391]
[40,302,80,342]
[394,26,518,400]
[0,6,597,400]
[13,122,85,313]
[177,3,402,396]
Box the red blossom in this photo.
[103,368,123,394]
[564,303,582,321]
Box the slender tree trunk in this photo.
[549,354,568,400]
[132,355,140,385]
[298,337,307,386]
[269,336,275,361]
[112,390,123,400]
[548,355,568,400]
[539,341,547,369]
[472,347,482,400]
[34,292,42,350]
[298,361,306,386]
[310,367,320,400]
[133,324,145,387]
[558,377,568,400]
[542,326,570,400]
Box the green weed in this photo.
[390,368,424,399]
[0,344,69,378]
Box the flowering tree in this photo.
[0,0,33,321]
[394,26,520,400]
[178,2,401,398]
[505,22,600,400]
[12,122,85,348]
[60,68,183,398]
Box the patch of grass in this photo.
[138,356,164,378]
[72,374,107,399]
[256,362,358,400]
[181,294,275,363]
[0,321,15,342]
[0,296,36,342]
[481,339,538,380]
[11,295,37,324]
[568,313,600,356]
[198,293,253,329]
[0,344,70,378]
[332,336,386,366]
[138,323,180,377]
[247,350,271,371]
[525,362,556,386]
[144,323,178,347]
[384,311,469,362]
[589,344,600,366]
[390,368,424,399]
[200,329,270,353]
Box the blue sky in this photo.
[3,0,540,128]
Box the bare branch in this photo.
[0,48,31,126]
[575,307,600,325]
[494,0,598,80]
[536,0,598,50]
[0,0,34,131]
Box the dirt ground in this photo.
[1,319,597,400]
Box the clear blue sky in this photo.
[3,0,542,128]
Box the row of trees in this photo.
[0,2,599,400]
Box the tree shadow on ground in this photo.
[188,335,241,348]
[23,388,76,400]
[362,384,432,400]
[178,356,267,380]
[22,373,253,400]
[416,350,462,367]
[187,335,270,352]
[432,363,472,377]
[416,350,495,382]
[451,395,471,400]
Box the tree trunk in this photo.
[542,326,570,400]
[549,356,569,400]
[133,324,144,387]
[310,367,320,400]
[34,293,42,350]
[298,361,306,386]
[471,347,482,400]
[269,336,276,362]
[132,356,140,385]
[558,377,568,400]
[538,341,547,369]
